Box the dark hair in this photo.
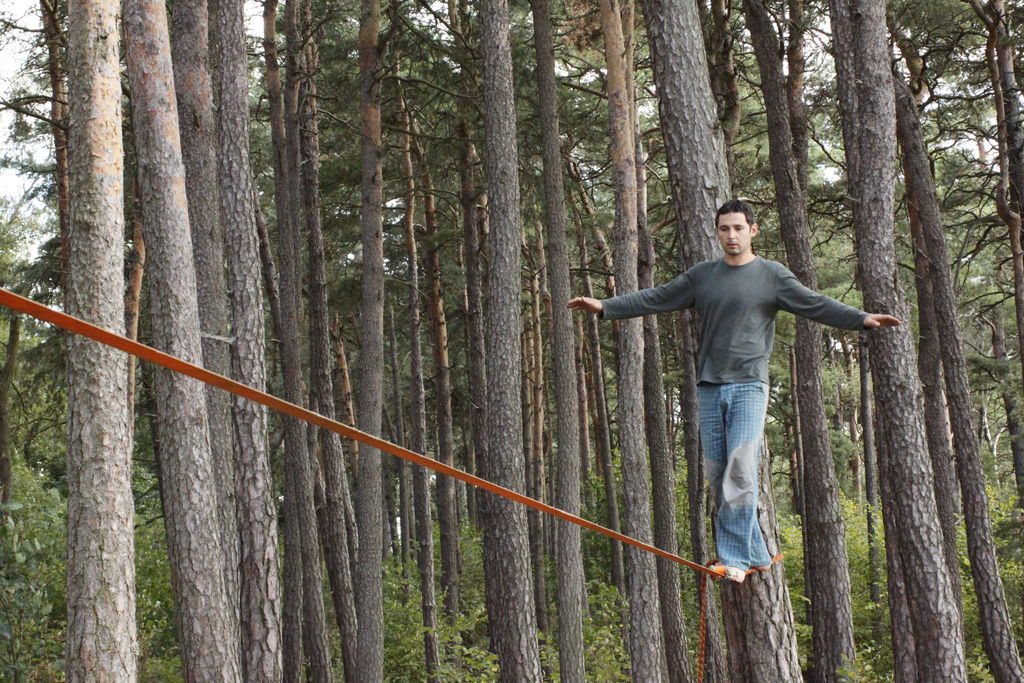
[716,199,756,226]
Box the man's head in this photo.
[715,199,759,259]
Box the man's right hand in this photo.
[567,296,603,314]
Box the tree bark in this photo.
[355,0,386,675]
[639,178,691,683]
[639,0,727,267]
[400,98,441,678]
[64,0,137,676]
[903,141,963,609]
[894,68,1022,681]
[479,0,543,677]
[829,0,966,677]
[169,0,237,628]
[215,0,282,676]
[742,2,855,677]
[719,452,802,682]
[413,147,461,618]
[529,2,586,674]
[600,2,667,678]
[990,317,1024,509]
[972,0,1024,466]
[674,312,727,683]
[297,6,360,675]
[579,230,626,596]
[526,237,549,638]
[702,0,740,173]
[40,0,70,278]
[0,316,19,507]
[124,0,242,677]
[859,339,883,629]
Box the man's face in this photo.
[716,212,759,257]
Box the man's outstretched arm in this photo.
[776,267,901,330]
[567,270,696,320]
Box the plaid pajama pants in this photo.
[697,381,772,571]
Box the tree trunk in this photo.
[639,0,728,267]
[742,2,855,676]
[298,7,360,675]
[169,0,237,628]
[124,201,145,418]
[990,318,1024,509]
[413,150,461,618]
[859,339,883,629]
[124,0,242,677]
[894,68,1022,681]
[64,0,137,676]
[215,0,282,676]
[674,312,727,683]
[400,101,441,678]
[479,0,543,677]
[785,0,808,187]
[903,151,963,607]
[719,451,802,682]
[702,0,740,174]
[40,0,70,276]
[355,0,386,675]
[600,2,667,677]
[529,2,586,674]
[526,238,549,638]
[580,231,626,596]
[829,0,966,677]
[973,0,1024,479]
[639,183,691,683]
[0,316,18,507]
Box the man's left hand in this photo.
[863,313,902,328]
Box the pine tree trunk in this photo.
[414,154,461,617]
[639,0,728,267]
[529,1,586,674]
[639,189,691,683]
[526,244,550,638]
[40,0,70,277]
[673,312,727,683]
[479,0,543,677]
[580,232,626,596]
[0,316,18,507]
[894,69,1022,681]
[65,1,137,676]
[169,0,238,632]
[297,10,360,675]
[124,201,145,418]
[125,0,243,677]
[859,340,883,628]
[215,0,281,676]
[702,0,740,174]
[600,2,667,677]
[973,0,1024,488]
[355,0,386,675]
[743,2,855,676]
[990,318,1024,509]
[904,161,963,606]
[399,105,441,677]
[830,0,966,677]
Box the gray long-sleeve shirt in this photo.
[600,256,868,385]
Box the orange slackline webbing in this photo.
[0,286,727,580]
[1,287,790,681]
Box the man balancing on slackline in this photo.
[567,199,901,583]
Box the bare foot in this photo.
[710,563,747,583]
